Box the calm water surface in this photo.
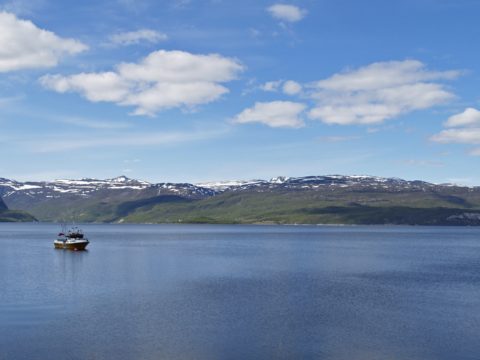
[1,223,480,360]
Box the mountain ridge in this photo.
[1,174,480,225]
[1,174,474,196]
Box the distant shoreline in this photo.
[2,221,479,227]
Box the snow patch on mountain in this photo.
[0,175,153,200]
[0,174,477,204]
[196,179,266,191]
[196,175,438,192]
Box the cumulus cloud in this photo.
[431,108,480,156]
[233,101,306,128]
[444,107,480,127]
[41,72,130,102]
[308,60,459,125]
[267,4,307,23]
[40,50,244,116]
[431,128,480,144]
[0,11,87,72]
[282,80,302,95]
[109,29,167,46]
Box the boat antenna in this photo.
[60,215,67,234]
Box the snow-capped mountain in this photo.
[196,179,267,191]
[0,174,471,203]
[196,175,446,192]
[1,174,479,224]
[0,176,150,198]
[0,176,216,210]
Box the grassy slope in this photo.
[119,188,480,225]
[0,197,36,222]
[0,210,36,222]
[16,186,480,225]
[19,189,164,222]
[24,194,192,223]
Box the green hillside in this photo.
[0,197,36,222]
[4,178,480,225]
[115,188,480,225]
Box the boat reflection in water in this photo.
[54,226,89,251]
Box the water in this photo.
[1,223,480,360]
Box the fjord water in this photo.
[1,224,479,360]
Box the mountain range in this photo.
[1,175,480,225]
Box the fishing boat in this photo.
[54,226,89,251]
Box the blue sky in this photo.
[1,0,480,184]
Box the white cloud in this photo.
[282,80,302,95]
[116,50,241,83]
[444,107,480,127]
[260,80,283,92]
[308,60,459,125]
[41,72,130,102]
[431,108,480,155]
[233,101,306,128]
[40,50,244,116]
[109,29,168,46]
[431,128,480,144]
[0,11,87,72]
[267,4,307,23]
[260,79,302,95]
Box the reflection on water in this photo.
[53,248,89,283]
[1,223,480,360]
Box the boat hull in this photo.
[54,240,89,251]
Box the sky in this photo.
[0,0,480,184]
